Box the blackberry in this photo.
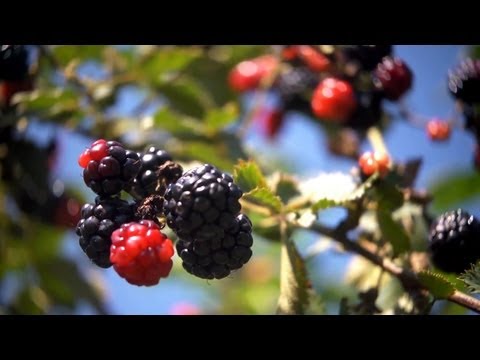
[0,45,29,81]
[163,164,243,241]
[428,209,480,274]
[345,91,384,130]
[176,214,254,279]
[448,58,480,104]
[341,45,392,71]
[373,57,413,101]
[76,196,135,268]
[78,139,142,196]
[130,147,183,198]
[275,66,319,108]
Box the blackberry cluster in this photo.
[163,164,253,279]
[428,209,480,274]
[0,45,29,81]
[341,45,392,71]
[76,196,134,268]
[80,140,142,196]
[130,146,183,198]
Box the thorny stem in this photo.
[300,221,480,314]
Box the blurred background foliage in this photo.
[0,45,479,315]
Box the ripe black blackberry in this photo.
[344,91,384,130]
[176,213,254,279]
[163,164,243,240]
[76,196,135,268]
[428,209,480,274]
[79,139,142,196]
[0,45,29,81]
[341,45,392,71]
[448,58,480,104]
[130,147,183,198]
[274,66,319,109]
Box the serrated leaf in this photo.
[244,187,282,213]
[430,171,480,212]
[204,102,238,132]
[233,160,267,193]
[418,271,456,299]
[277,236,309,315]
[459,262,480,294]
[377,209,410,256]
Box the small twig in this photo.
[297,221,480,314]
[366,126,389,155]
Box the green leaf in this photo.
[233,160,267,192]
[244,187,283,213]
[376,209,410,256]
[14,89,82,123]
[178,141,234,170]
[154,108,202,136]
[272,173,300,204]
[142,47,201,84]
[277,235,309,314]
[430,171,480,212]
[311,198,342,212]
[375,180,404,212]
[37,258,107,313]
[158,78,212,119]
[459,261,480,294]
[418,271,456,299]
[204,102,238,132]
[51,45,106,66]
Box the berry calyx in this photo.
[373,57,413,101]
[428,209,480,273]
[228,55,278,92]
[358,151,391,177]
[426,119,451,141]
[110,220,174,286]
[311,77,357,122]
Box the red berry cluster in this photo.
[229,45,414,142]
[358,151,391,178]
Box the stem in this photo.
[366,126,389,155]
[298,221,480,314]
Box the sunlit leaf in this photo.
[244,187,282,213]
[204,102,238,132]
[233,160,267,192]
[430,171,480,212]
[418,271,456,299]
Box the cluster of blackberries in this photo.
[447,58,480,169]
[228,45,413,143]
[76,139,254,285]
[428,209,480,274]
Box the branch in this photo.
[299,221,480,314]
